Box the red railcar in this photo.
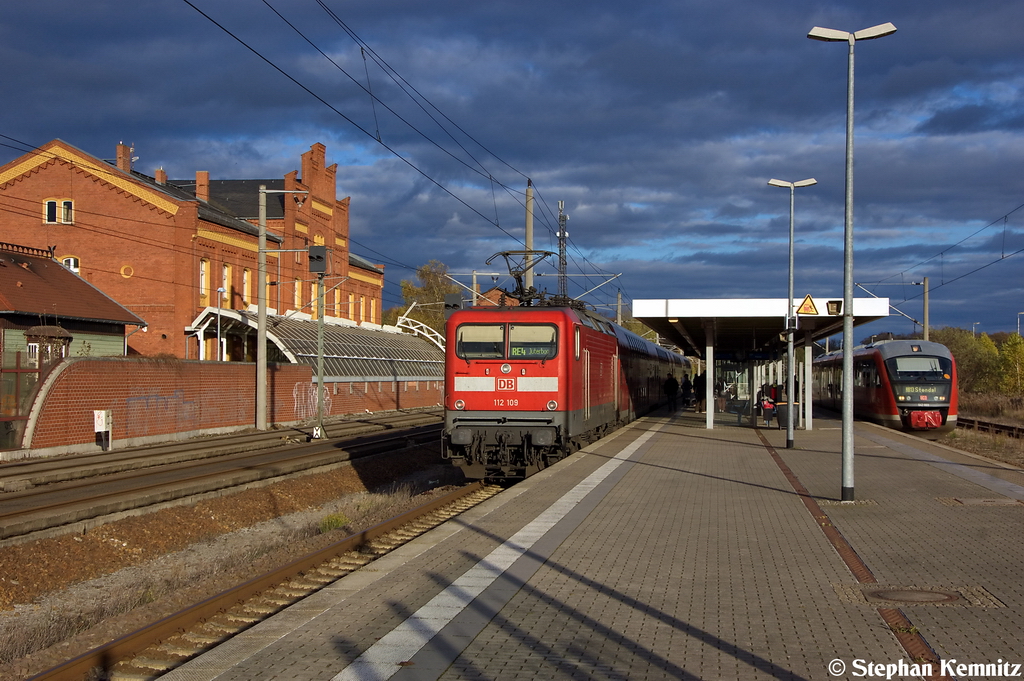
[812,340,958,436]
[443,305,688,480]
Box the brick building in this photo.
[0,242,145,448]
[0,140,383,359]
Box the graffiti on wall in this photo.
[293,382,333,421]
[125,390,199,437]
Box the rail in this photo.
[956,416,1024,440]
[27,482,493,681]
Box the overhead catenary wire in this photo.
[186,0,615,297]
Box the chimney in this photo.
[155,168,167,185]
[195,171,209,202]
[116,143,132,173]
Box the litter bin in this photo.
[774,402,799,429]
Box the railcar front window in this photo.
[456,325,505,359]
[509,324,557,360]
[886,356,952,380]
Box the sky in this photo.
[2,0,1023,342]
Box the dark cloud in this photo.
[2,0,1023,332]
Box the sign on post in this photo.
[94,410,112,451]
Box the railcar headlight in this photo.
[501,363,512,374]
[547,400,558,411]
[454,400,465,410]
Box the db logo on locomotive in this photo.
[497,378,516,391]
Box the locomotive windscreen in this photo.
[454,323,558,360]
[456,324,504,359]
[509,324,557,360]
[886,356,952,380]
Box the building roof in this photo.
[0,243,146,326]
[349,252,384,275]
[168,179,287,221]
[170,179,384,275]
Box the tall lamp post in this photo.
[973,322,981,337]
[768,177,817,449]
[808,21,896,502]
[1017,312,1024,337]
[257,186,307,431]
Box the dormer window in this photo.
[44,199,74,224]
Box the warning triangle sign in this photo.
[796,295,818,315]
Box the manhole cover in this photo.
[866,589,961,604]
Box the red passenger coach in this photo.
[812,339,958,436]
[443,305,687,480]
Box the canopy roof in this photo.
[189,308,443,381]
[633,297,890,359]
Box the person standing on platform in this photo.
[694,372,707,413]
[663,372,679,412]
[680,374,693,409]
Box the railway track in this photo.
[957,416,1024,440]
[0,410,443,545]
[0,408,443,491]
[26,482,503,681]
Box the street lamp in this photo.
[216,286,226,361]
[808,21,896,502]
[257,186,307,430]
[1017,312,1024,337]
[973,322,981,337]
[768,177,817,449]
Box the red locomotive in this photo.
[443,304,688,480]
[812,339,958,435]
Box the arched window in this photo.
[199,259,209,302]
[242,269,251,306]
[62,256,80,274]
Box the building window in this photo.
[44,200,74,224]
[221,263,231,306]
[294,279,301,310]
[199,259,209,302]
[62,256,80,274]
[242,269,251,306]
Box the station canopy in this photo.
[188,308,444,381]
[633,297,889,359]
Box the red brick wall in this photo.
[23,358,442,453]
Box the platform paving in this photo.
[162,409,1024,681]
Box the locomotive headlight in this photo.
[547,400,558,411]
[454,400,465,410]
[501,363,511,374]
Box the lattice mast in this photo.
[557,201,569,299]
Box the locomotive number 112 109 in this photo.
[493,398,519,407]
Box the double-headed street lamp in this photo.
[808,21,896,502]
[768,177,817,450]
